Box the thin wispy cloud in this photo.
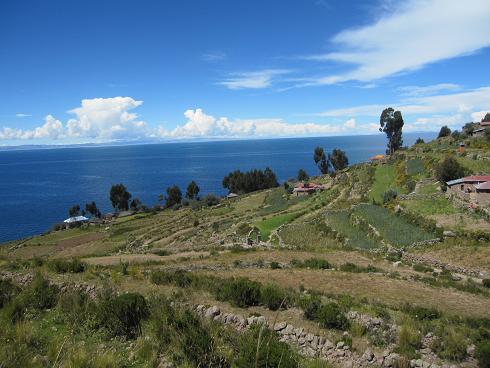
[397,83,462,97]
[219,69,292,90]
[15,113,31,117]
[302,0,490,85]
[201,51,227,62]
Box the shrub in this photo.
[235,325,299,368]
[483,279,490,288]
[202,193,221,207]
[47,258,85,273]
[303,258,331,269]
[261,284,288,311]
[476,340,490,368]
[151,270,193,288]
[5,273,58,323]
[216,278,261,308]
[270,261,281,269]
[316,303,349,330]
[403,304,441,321]
[24,273,58,310]
[412,264,433,273]
[302,296,322,321]
[0,279,19,309]
[383,189,398,204]
[435,156,466,185]
[395,322,421,359]
[432,327,467,361]
[97,292,149,339]
[152,249,171,256]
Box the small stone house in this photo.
[293,183,326,197]
[447,175,490,206]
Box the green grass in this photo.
[325,211,379,249]
[255,212,303,240]
[353,204,436,247]
[258,188,306,215]
[278,222,340,249]
[402,198,461,216]
[417,182,439,195]
[406,158,425,176]
[369,164,406,203]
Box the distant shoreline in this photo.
[0,131,438,152]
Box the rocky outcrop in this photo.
[195,305,471,368]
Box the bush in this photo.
[96,292,149,339]
[432,327,467,361]
[303,258,331,269]
[302,296,322,321]
[476,340,490,368]
[412,264,434,273]
[151,270,193,288]
[202,193,221,207]
[47,258,85,273]
[435,156,466,185]
[149,298,230,367]
[316,303,349,330]
[403,304,441,321]
[483,279,490,288]
[5,273,58,322]
[383,189,398,204]
[0,279,19,309]
[395,322,421,358]
[270,261,281,269]
[235,325,299,368]
[216,278,261,308]
[261,284,288,311]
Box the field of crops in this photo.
[401,197,461,216]
[369,164,406,203]
[353,204,436,247]
[325,210,379,249]
[258,188,306,215]
[254,212,303,240]
[278,222,339,248]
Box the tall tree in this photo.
[329,149,349,171]
[438,126,451,138]
[85,201,101,218]
[165,185,182,207]
[313,146,329,174]
[68,204,80,217]
[379,108,404,155]
[110,184,131,212]
[186,181,200,200]
[297,169,309,182]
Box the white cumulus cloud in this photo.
[0,97,147,142]
[155,108,357,138]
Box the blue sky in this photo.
[1,0,490,145]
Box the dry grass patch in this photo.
[83,250,210,266]
[199,268,490,318]
[411,245,490,273]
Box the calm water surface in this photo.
[0,133,435,242]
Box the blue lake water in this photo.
[0,133,435,242]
